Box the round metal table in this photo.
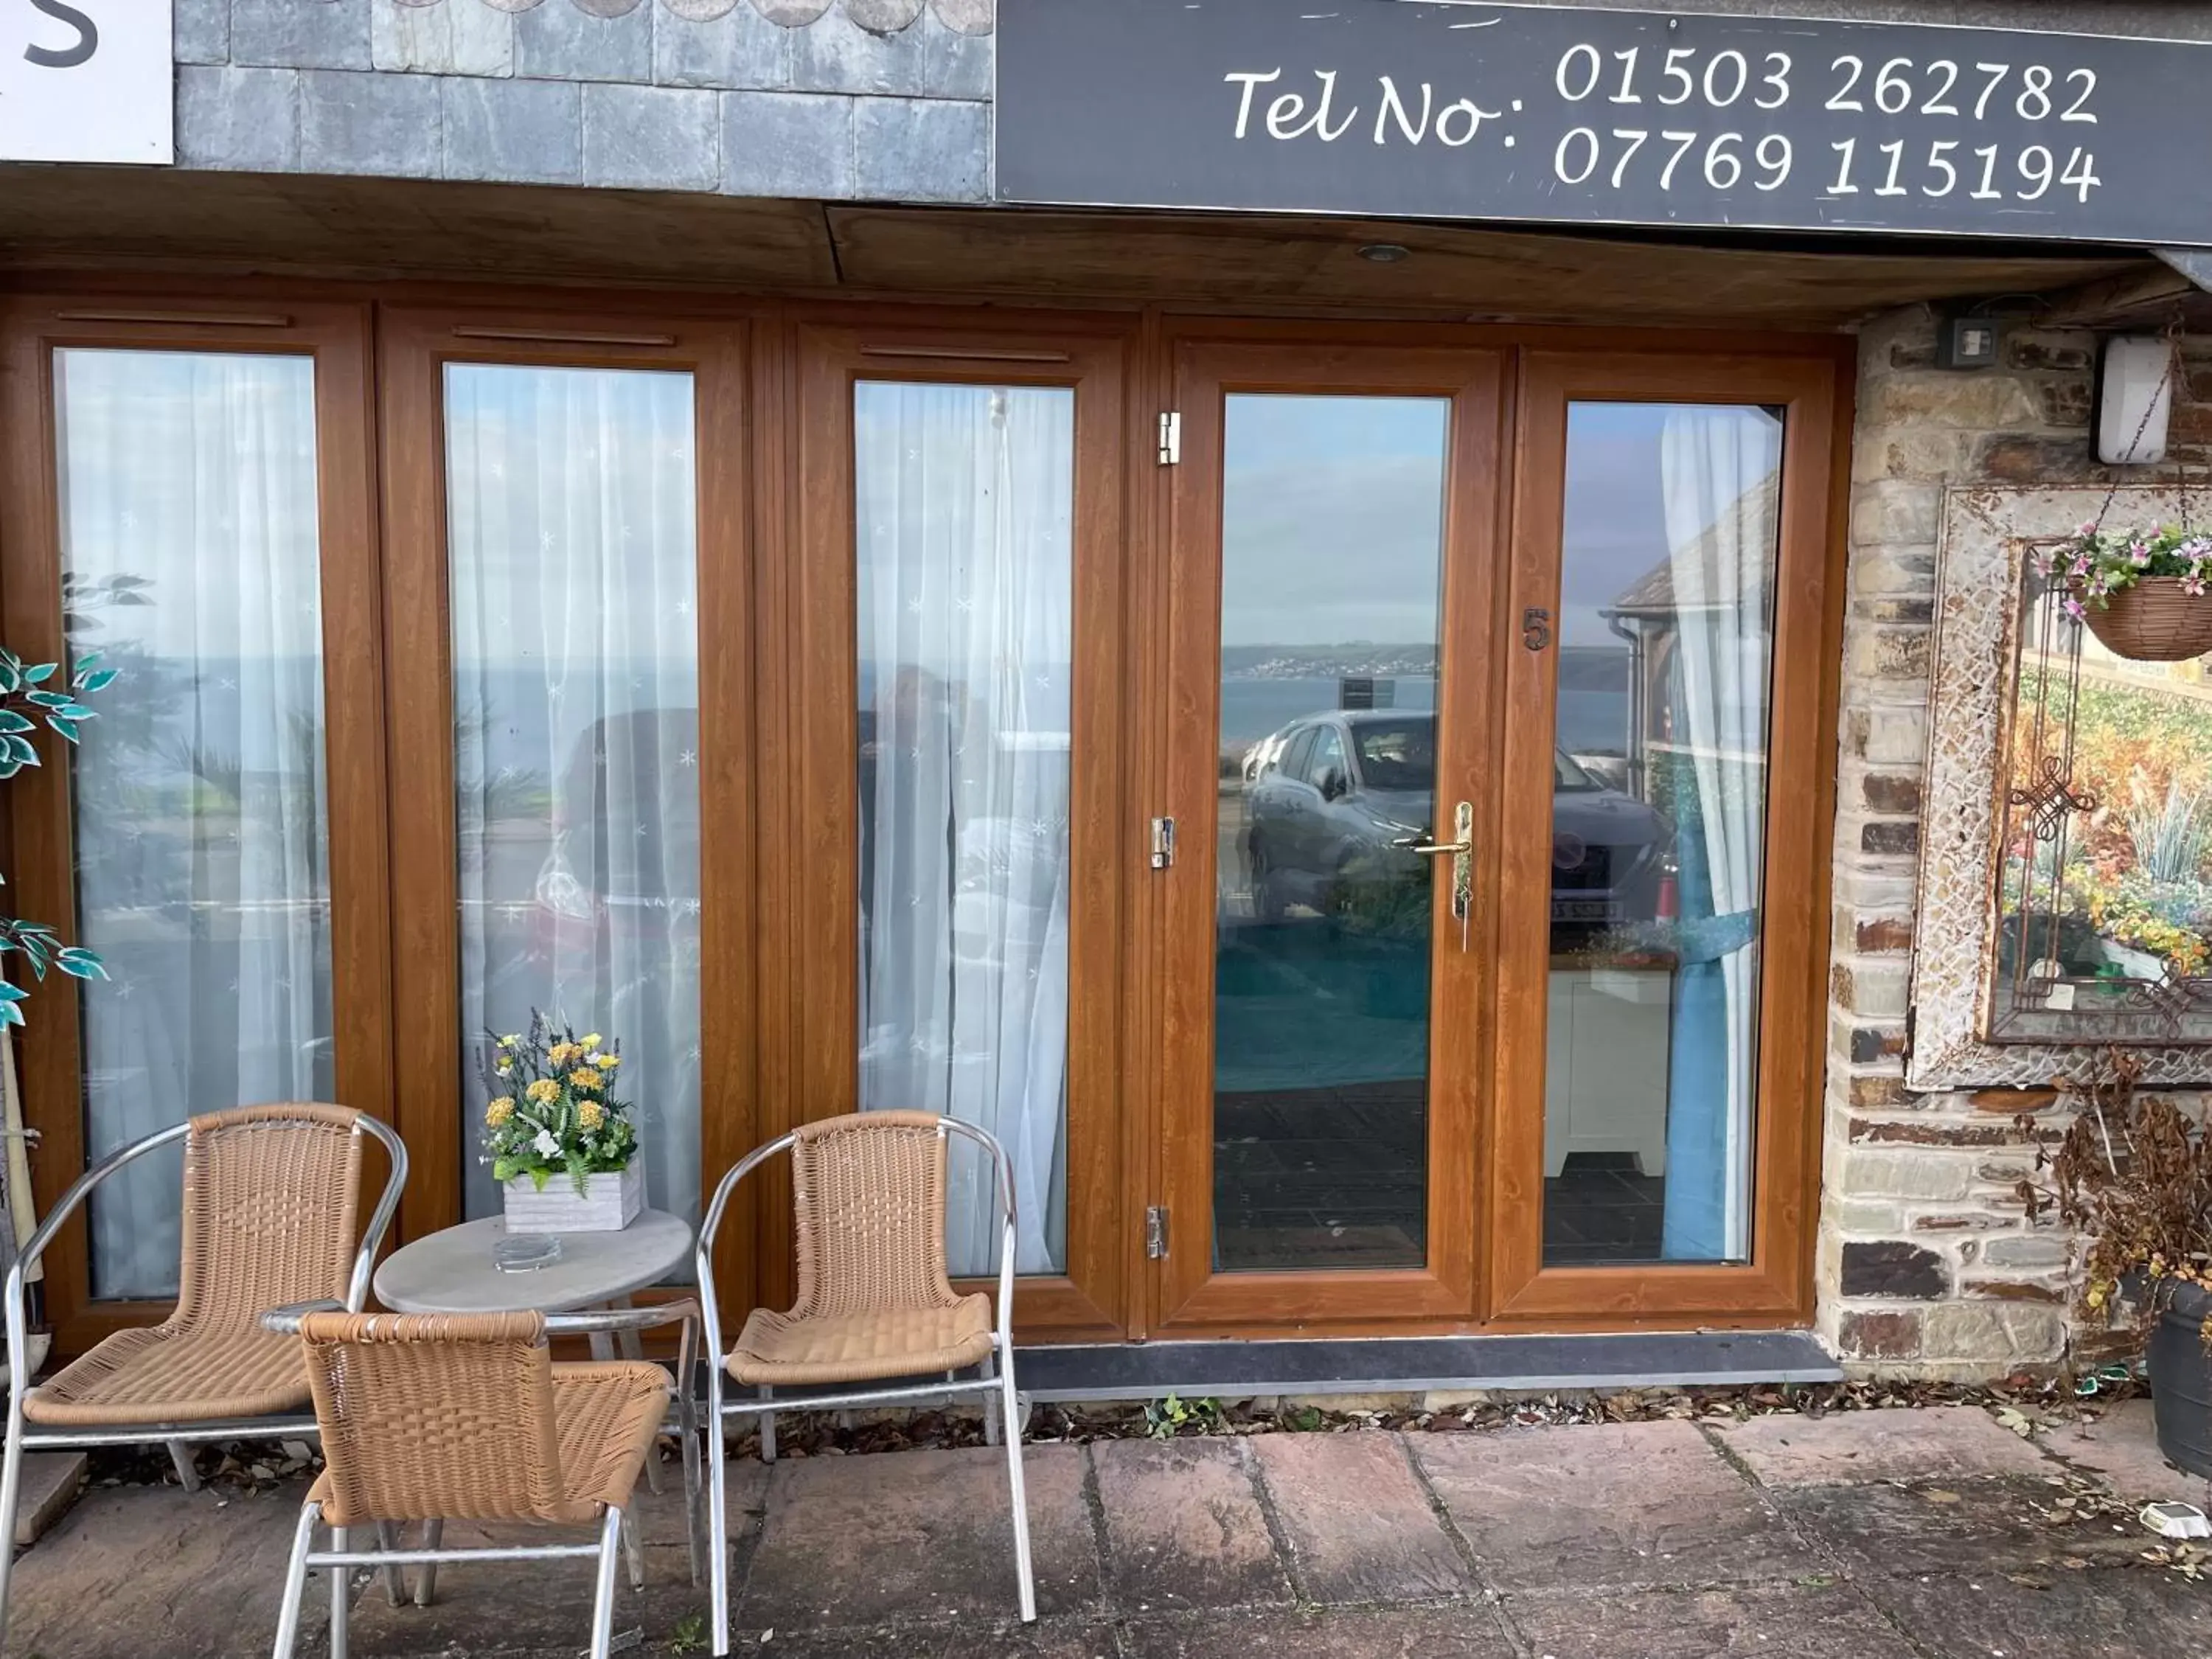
[373,1209,695,1354]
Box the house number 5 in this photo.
[1522,607,1553,651]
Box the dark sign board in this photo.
[996,0,2212,246]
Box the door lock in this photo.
[1395,800,1475,944]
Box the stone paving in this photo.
[4,1401,2211,1658]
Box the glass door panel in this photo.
[1214,394,1449,1273]
[1157,339,1503,1332]
[52,348,333,1298]
[853,380,1075,1278]
[442,363,703,1226]
[1538,403,1782,1268]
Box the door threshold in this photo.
[1012,1329,1840,1402]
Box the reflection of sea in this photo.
[1220,678,1630,756]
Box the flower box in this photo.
[502,1161,643,1233]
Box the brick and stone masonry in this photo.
[1820,305,2212,1378]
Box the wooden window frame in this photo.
[775,316,1133,1342]
[375,305,756,1304]
[1486,346,1849,1330]
[0,297,391,1353]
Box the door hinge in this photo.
[1157,411,1180,466]
[1145,1206,1169,1259]
[1149,815,1176,869]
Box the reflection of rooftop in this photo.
[1603,472,1781,623]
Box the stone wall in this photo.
[170,0,993,201]
[1820,306,2212,1378]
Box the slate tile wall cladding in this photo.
[173,0,993,201]
[1822,306,2212,1377]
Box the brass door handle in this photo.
[1393,833,1469,857]
[1397,801,1475,942]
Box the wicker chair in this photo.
[0,1104,406,1649]
[269,1311,669,1659]
[695,1111,1034,1655]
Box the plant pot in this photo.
[501,1161,643,1233]
[2077,577,2212,663]
[2146,1278,2212,1481]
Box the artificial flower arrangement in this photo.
[2037,524,2212,662]
[479,1009,637,1197]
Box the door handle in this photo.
[1393,832,1469,857]
[1398,801,1474,940]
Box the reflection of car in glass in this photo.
[1241,712,1670,927]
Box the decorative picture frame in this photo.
[1907,484,2212,1091]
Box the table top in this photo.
[372,1210,695,1315]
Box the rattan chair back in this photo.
[173,1103,365,1335]
[788,1111,964,1321]
[298,1310,592,1527]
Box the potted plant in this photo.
[2026,1051,2212,1478]
[480,1012,642,1231]
[2039,524,2212,662]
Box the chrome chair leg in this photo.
[0,1391,27,1649]
[269,1501,319,1659]
[375,1521,405,1605]
[706,1367,730,1657]
[166,1439,202,1493]
[981,1353,1001,1447]
[999,1346,1036,1624]
[622,1506,645,1591]
[328,1523,350,1659]
[757,1385,775,1464]
[588,1506,625,1659]
[414,1519,442,1607]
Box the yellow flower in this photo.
[497,1034,520,1049]
[485,1096,515,1127]
[525,1078,560,1105]
[581,1033,603,1050]
[569,1068,604,1093]
[597,1054,620,1069]
[577,1099,605,1131]
[547,1041,579,1066]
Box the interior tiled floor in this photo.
[1214,1091,1667,1270]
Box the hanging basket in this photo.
[2076,577,2212,663]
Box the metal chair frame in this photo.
[694,1115,1034,1655]
[262,1303,703,1659]
[0,1110,408,1655]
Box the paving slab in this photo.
[1093,1438,1293,1613]
[3,1483,325,1659]
[1715,1405,2051,1486]
[1868,1562,2212,1658]
[2042,1399,2212,1502]
[721,1615,1120,1656]
[10,1451,86,1548]
[1411,1420,1820,1593]
[736,1443,1095,1631]
[1504,1581,1920,1659]
[1248,1432,1475,1604]
[1770,1478,2145,1579]
[341,1538,703,1657]
[1119,1603,1518,1658]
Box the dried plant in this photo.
[2020,1050,2212,1351]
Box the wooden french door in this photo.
[776,319,1130,1340]
[1153,335,1509,1334]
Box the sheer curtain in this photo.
[1656,408,1782,1262]
[445,365,701,1228]
[54,350,333,1298]
[855,383,1074,1277]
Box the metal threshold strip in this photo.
[1010,1330,1841,1403]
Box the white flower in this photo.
[532,1130,561,1159]
[495,1062,512,1077]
